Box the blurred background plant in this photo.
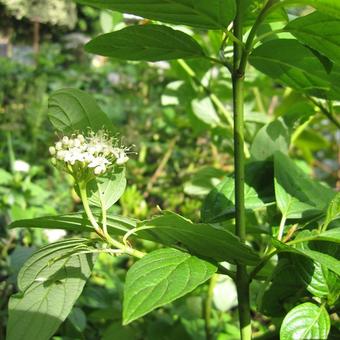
[0,1,339,339]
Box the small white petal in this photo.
[55,141,63,150]
[49,146,56,155]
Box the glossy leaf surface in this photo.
[280,302,330,340]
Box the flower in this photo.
[49,129,132,178]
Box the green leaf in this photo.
[183,166,224,196]
[250,119,289,161]
[77,0,236,29]
[293,0,340,19]
[123,248,216,324]
[280,302,330,340]
[249,39,332,99]
[137,211,260,265]
[274,152,335,219]
[191,97,222,127]
[315,228,340,243]
[85,25,205,61]
[7,239,95,340]
[9,212,137,236]
[48,88,113,133]
[292,255,339,301]
[87,166,126,209]
[286,11,340,64]
[323,192,340,229]
[0,168,13,185]
[201,176,266,222]
[272,239,340,276]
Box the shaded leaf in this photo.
[274,152,335,219]
[136,211,260,265]
[123,248,216,324]
[250,118,289,161]
[249,39,332,99]
[280,302,330,340]
[77,0,236,29]
[201,177,266,223]
[85,25,205,61]
[48,88,113,133]
[286,11,340,64]
[7,239,95,340]
[292,255,339,301]
[272,239,340,276]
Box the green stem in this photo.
[233,3,251,340]
[308,96,340,130]
[249,249,278,281]
[204,274,218,340]
[277,214,287,241]
[239,0,279,75]
[78,182,145,259]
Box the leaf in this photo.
[315,228,340,244]
[136,211,260,265]
[286,11,340,64]
[250,118,289,161]
[272,239,340,276]
[274,152,335,219]
[249,39,332,99]
[201,177,266,223]
[323,192,340,229]
[261,258,305,317]
[0,168,13,185]
[183,166,224,196]
[77,0,236,29]
[9,212,137,236]
[191,97,222,127]
[123,248,216,324]
[7,239,95,340]
[280,302,330,340]
[87,166,126,209]
[85,25,205,61]
[293,0,340,19]
[48,88,113,133]
[293,255,340,303]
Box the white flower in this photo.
[49,146,56,155]
[14,160,30,173]
[55,141,63,150]
[113,147,129,165]
[62,136,69,145]
[50,129,131,177]
[44,229,67,242]
[88,156,110,168]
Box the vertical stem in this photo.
[233,2,251,340]
[204,274,218,340]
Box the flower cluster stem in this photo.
[78,182,145,259]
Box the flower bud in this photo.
[55,141,62,150]
[49,146,56,155]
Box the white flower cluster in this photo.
[49,130,130,175]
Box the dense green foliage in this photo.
[1,1,339,340]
